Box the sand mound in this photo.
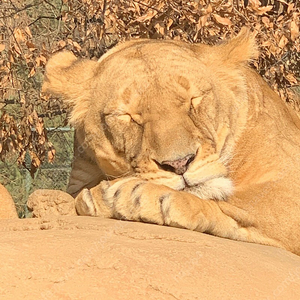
[0,183,18,219]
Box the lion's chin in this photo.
[148,174,233,201]
[183,177,233,201]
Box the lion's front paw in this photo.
[75,188,97,216]
[78,177,208,231]
[101,178,205,230]
[75,181,113,217]
[102,178,166,224]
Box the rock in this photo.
[0,183,18,219]
[0,216,300,300]
[27,189,76,218]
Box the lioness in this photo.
[42,28,300,255]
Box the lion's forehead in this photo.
[94,41,218,116]
[98,42,207,82]
[101,39,198,63]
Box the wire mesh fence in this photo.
[0,127,74,218]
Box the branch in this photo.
[28,15,62,27]
[102,0,107,21]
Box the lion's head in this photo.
[43,28,258,201]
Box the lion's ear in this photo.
[42,51,78,96]
[42,51,97,127]
[42,51,96,104]
[217,27,259,65]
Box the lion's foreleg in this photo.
[76,178,283,249]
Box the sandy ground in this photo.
[1,215,300,300]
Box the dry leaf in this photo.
[0,44,5,52]
[291,20,299,41]
[288,3,295,14]
[8,140,15,152]
[35,122,43,135]
[73,41,81,51]
[58,40,66,48]
[26,41,36,51]
[14,28,25,43]
[20,95,25,105]
[212,14,232,26]
[167,19,173,30]
[36,55,47,67]
[154,23,165,35]
[48,146,56,163]
[28,115,34,125]
[276,0,288,5]
[4,114,10,124]
[24,26,32,38]
[286,73,298,85]
[248,0,261,9]
[278,35,288,49]
[277,15,284,22]
[261,16,270,27]
[28,67,36,77]
[136,10,157,22]
[30,152,41,168]
[198,15,208,29]
[254,6,273,15]
[206,4,213,14]
[13,44,21,55]
[261,40,272,47]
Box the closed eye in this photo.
[124,113,143,126]
[191,96,204,109]
[105,113,143,127]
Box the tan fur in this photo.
[43,28,300,255]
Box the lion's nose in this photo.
[160,154,195,175]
